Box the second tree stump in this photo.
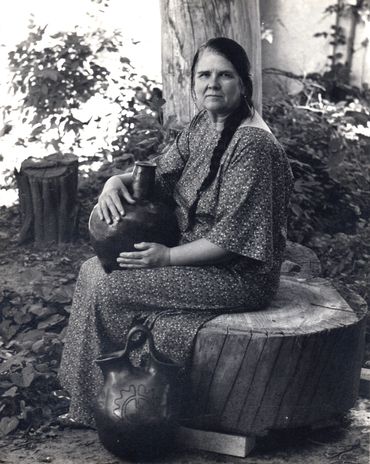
[15,153,79,245]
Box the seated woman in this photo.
[59,37,293,427]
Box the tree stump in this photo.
[189,276,367,436]
[15,153,79,245]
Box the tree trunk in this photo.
[15,153,79,245]
[160,0,262,125]
[189,276,366,435]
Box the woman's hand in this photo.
[117,242,171,268]
[97,175,135,224]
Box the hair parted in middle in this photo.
[190,37,254,117]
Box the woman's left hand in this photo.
[117,242,171,268]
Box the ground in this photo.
[0,205,370,463]
[0,408,369,463]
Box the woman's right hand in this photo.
[96,176,135,224]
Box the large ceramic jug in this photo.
[89,161,179,272]
[94,325,181,461]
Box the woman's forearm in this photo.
[169,238,236,266]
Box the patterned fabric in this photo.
[59,110,293,426]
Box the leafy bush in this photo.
[309,221,370,303]
[1,17,162,180]
[263,69,370,305]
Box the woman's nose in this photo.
[208,75,220,89]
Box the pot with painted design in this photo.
[94,325,181,461]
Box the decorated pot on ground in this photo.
[94,325,181,461]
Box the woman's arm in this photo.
[170,238,235,265]
[117,239,236,268]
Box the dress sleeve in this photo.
[205,135,276,264]
[154,126,190,201]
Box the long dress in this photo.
[59,110,293,426]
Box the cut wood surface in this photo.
[189,276,367,436]
[359,368,370,398]
[15,153,79,245]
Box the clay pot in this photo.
[89,161,179,272]
[94,325,181,461]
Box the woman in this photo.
[59,37,293,427]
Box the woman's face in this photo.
[193,49,244,119]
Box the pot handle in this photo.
[124,324,156,355]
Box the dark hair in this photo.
[188,37,255,222]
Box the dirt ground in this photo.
[0,401,369,464]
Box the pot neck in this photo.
[131,161,156,200]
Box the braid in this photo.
[188,101,249,222]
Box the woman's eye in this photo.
[198,72,209,78]
[221,72,233,78]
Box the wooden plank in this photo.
[307,324,364,424]
[288,332,332,426]
[220,334,265,431]
[176,426,255,458]
[237,336,283,432]
[359,368,370,398]
[251,336,300,432]
[204,332,252,420]
[273,334,324,428]
[190,330,227,426]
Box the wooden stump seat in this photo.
[188,246,367,437]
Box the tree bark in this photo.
[160,0,262,125]
[15,153,79,245]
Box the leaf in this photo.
[0,416,19,436]
[292,204,303,217]
[0,320,19,343]
[37,314,66,330]
[345,110,369,126]
[42,69,59,81]
[31,339,45,353]
[14,310,33,325]
[15,329,45,343]
[120,57,131,65]
[30,124,45,137]
[34,363,49,373]
[29,304,55,319]
[10,365,35,387]
[3,386,18,397]
[327,147,345,170]
[48,285,74,304]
